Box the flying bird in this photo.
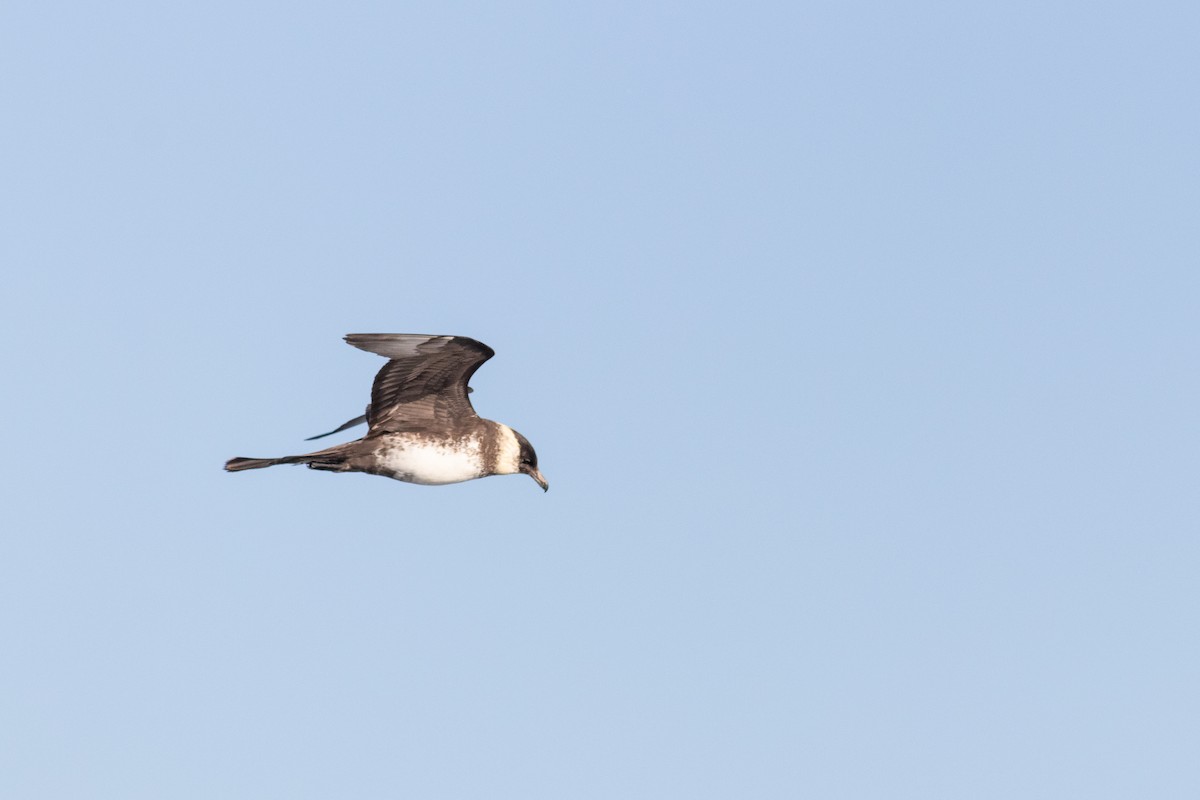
[225,334,548,491]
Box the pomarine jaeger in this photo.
[225,334,548,491]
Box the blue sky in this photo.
[2,2,1197,797]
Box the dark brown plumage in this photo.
[346,334,493,431]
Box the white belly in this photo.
[379,436,485,485]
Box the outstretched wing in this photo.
[344,334,495,434]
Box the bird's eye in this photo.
[520,458,532,466]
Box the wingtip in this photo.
[342,333,494,360]
[304,413,369,441]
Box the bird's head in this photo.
[498,426,548,491]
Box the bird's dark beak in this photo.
[527,467,549,492]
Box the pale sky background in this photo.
[2,2,1198,798]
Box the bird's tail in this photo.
[224,443,354,473]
